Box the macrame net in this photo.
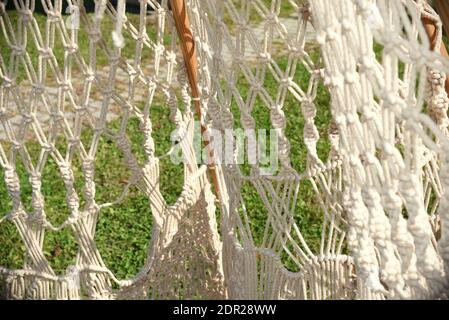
[0,0,449,300]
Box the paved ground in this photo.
[0,14,316,141]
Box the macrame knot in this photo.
[381,90,399,111]
[116,134,142,180]
[433,93,448,108]
[324,74,344,89]
[128,67,138,80]
[40,142,53,153]
[278,136,291,162]
[345,113,358,125]
[69,137,81,149]
[88,29,102,43]
[236,21,248,33]
[155,7,166,17]
[21,113,33,125]
[222,110,234,129]
[241,113,256,129]
[12,140,22,151]
[301,100,316,119]
[46,10,61,23]
[304,123,319,143]
[429,70,445,86]
[49,110,64,123]
[37,46,53,60]
[270,108,286,128]
[59,162,75,187]
[30,173,44,210]
[252,81,263,92]
[279,77,291,88]
[82,158,95,181]
[85,71,96,82]
[31,83,45,96]
[58,81,72,93]
[169,102,183,126]
[181,89,192,107]
[4,165,21,206]
[208,100,220,116]
[344,71,357,84]
[361,187,381,209]
[358,56,374,72]
[382,189,402,212]
[154,43,165,56]
[11,45,25,57]
[18,8,33,22]
[288,46,302,57]
[265,13,278,25]
[398,174,418,200]
[64,44,78,55]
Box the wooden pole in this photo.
[170,0,201,115]
[434,0,449,38]
[422,3,449,94]
[170,0,220,195]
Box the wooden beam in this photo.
[422,14,449,93]
[434,0,449,38]
[170,0,220,195]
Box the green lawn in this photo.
[0,7,329,280]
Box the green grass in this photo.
[0,6,329,281]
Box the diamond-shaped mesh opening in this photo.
[43,229,78,275]
[95,186,153,280]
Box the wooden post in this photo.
[434,0,449,38]
[170,0,201,116]
[423,1,449,94]
[170,0,220,195]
